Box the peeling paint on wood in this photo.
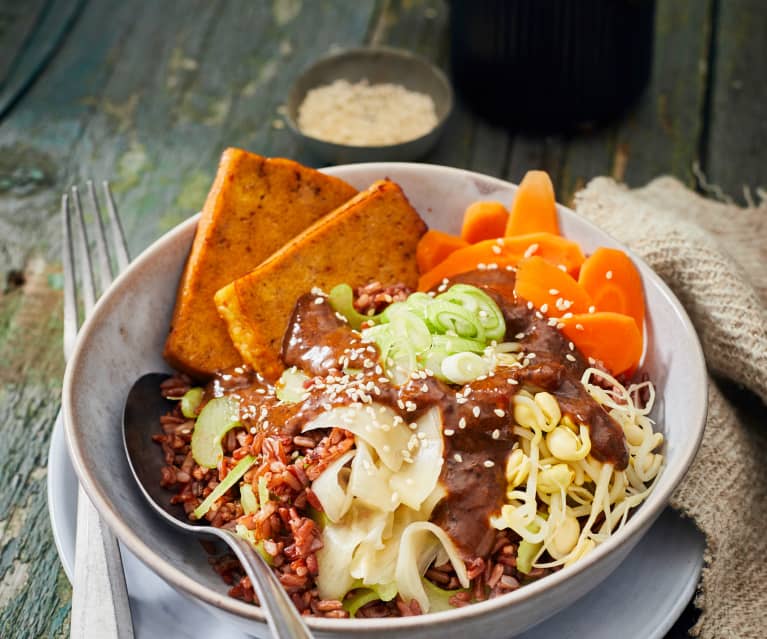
[0,0,763,636]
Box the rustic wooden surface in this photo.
[0,1,764,636]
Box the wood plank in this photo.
[704,0,767,203]
[367,0,480,171]
[0,1,381,634]
[559,0,713,204]
[0,0,85,119]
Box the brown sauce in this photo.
[208,270,629,559]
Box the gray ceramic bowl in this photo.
[286,47,453,164]
[63,163,706,638]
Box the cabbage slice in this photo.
[311,449,355,523]
[348,440,395,512]
[303,403,411,471]
[388,407,444,510]
[395,521,470,613]
[316,504,390,600]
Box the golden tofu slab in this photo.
[215,180,427,381]
[163,148,357,378]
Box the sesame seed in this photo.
[492,429,500,439]
[477,262,487,270]
[526,352,537,359]
[453,453,464,463]
[515,332,526,340]
[588,305,596,314]
[605,270,613,280]
[314,297,324,305]
[456,396,468,405]
[458,417,467,429]
[568,341,575,351]
[575,323,584,331]
[421,383,429,393]
[494,408,506,417]
[483,460,495,468]
[566,354,577,362]
[549,288,559,295]
[557,264,567,272]
[492,245,502,255]
[444,429,455,436]
[523,243,539,258]
[472,406,481,418]
[249,427,257,434]
[540,303,549,313]
[527,301,534,310]
[562,312,573,319]
[409,422,418,430]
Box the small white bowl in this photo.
[63,163,706,638]
[285,47,453,164]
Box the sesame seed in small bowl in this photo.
[286,46,453,164]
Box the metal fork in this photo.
[62,182,134,639]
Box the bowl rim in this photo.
[284,45,454,150]
[63,162,707,632]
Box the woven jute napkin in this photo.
[575,177,767,639]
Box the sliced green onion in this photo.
[436,284,506,342]
[441,352,491,384]
[328,284,381,329]
[193,454,256,519]
[235,524,273,565]
[427,300,486,341]
[516,539,543,574]
[240,483,258,515]
[275,367,310,403]
[180,387,204,418]
[343,589,380,618]
[257,475,270,508]
[422,578,467,612]
[191,396,241,469]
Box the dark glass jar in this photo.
[449,0,656,130]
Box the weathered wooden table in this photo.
[0,1,764,637]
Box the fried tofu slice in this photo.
[163,148,357,378]
[215,180,427,381]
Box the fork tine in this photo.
[62,194,78,360]
[87,180,114,292]
[71,186,97,316]
[102,181,131,270]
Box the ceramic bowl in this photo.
[63,163,706,638]
[285,47,453,164]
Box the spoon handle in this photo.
[219,529,315,639]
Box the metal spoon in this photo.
[123,372,314,639]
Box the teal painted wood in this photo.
[0,0,764,636]
[705,0,767,203]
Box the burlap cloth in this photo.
[575,177,767,639]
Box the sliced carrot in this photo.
[416,230,469,274]
[505,170,560,237]
[461,201,510,243]
[578,247,645,335]
[514,256,594,316]
[417,232,585,292]
[559,312,643,376]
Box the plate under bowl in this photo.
[63,163,706,638]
